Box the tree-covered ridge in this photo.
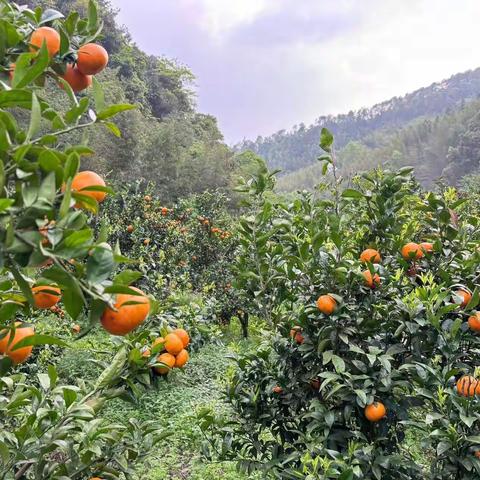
[28,0,235,202]
[277,99,480,191]
[238,67,480,175]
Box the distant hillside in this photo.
[277,98,480,191]
[238,68,480,175]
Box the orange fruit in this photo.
[30,27,60,56]
[456,375,480,397]
[364,401,386,422]
[155,352,175,375]
[289,326,304,345]
[65,171,106,206]
[175,349,189,368]
[61,64,92,92]
[32,285,61,309]
[455,289,472,308]
[316,295,336,315]
[161,207,168,216]
[143,238,151,246]
[77,43,109,75]
[144,195,152,202]
[72,324,81,334]
[401,242,423,261]
[101,288,150,335]
[420,242,434,253]
[0,323,35,364]
[164,333,184,355]
[127,225,134,233]
[273,386,283,394]
[362,270,381,289]
[172,328,190,348]
[468,313,480,332]
[360,248,381,263]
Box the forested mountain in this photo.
[238,68,480,184]
[277,99,480,191]
[29,0,236,202]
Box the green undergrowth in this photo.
[101,323,261,480]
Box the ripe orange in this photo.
[175,349,189,368]
[127,225,134,233]
[316,295,336,315]
[155,352,175,374]
[360,248,381,263]
[0,323,35,364]
[468,313,480,332]
[143,238,151,246]
[420,242,434,253]
[77,43,109,75]
[100,288,150,335]
[61,65,92,92]
[364,401,386,422]
[172,328,190,348]
[362,270,381,289]
[67,171,106,206]
[457,375,480,397]
[164,333,184,355]
[289,326,304,344]
[30,27,60,57]
[273,386,283,394]
[32,285,61,309]
[401,242,423,261]
[455,289,472,308]
[161,207,168,216]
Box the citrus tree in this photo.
[200,130,480,479]
[0,2,194,477]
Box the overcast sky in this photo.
[110,0,480,143]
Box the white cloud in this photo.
[112,0,480,142]
[188,0,274,36]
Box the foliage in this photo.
[201,131,480,479]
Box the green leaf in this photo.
[26,92,41,142]
[104,121,121,137]
[342,188,364,199]
[9,266,34,306]
[86,243,115,284]
[40,8,64,24]
[113,269,143,285]
[95,346,127,389]
[332,355,345,373]
[87,0,99,31]
[11,334,69,351]
[96,104,136,120]
[13,42,50,89]
[338,469,354,480]
[320,127,334,152]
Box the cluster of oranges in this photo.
[17,26,109,92]
[210,227,231,240]
[284,241,476,423]
[143,328,191,375]
[0,284,152,365]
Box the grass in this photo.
[101,328,260,480]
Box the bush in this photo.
[201,133,480,479]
